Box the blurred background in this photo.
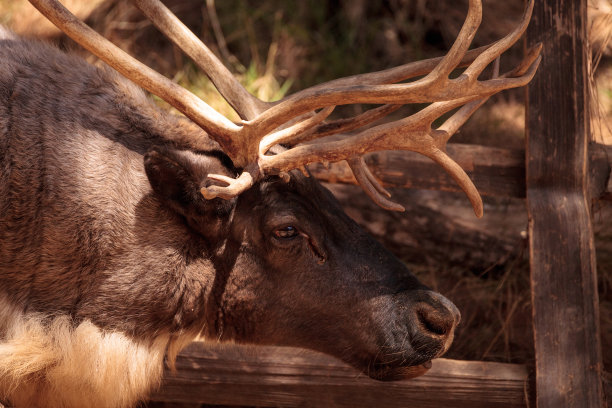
[1,0,610,371]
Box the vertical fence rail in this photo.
[526,0,604,407]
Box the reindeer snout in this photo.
[410,291,460,355]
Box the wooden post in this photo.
[526,1,604,407]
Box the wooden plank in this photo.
[150,342,531,408]
[310,143,526,198]
[309,143,611,200]
[526,1,604,407]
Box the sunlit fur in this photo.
[0,24,460,406]
[0,296,198,408]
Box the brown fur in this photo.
[0,26,460,407]
[0,26,217,406]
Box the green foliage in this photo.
[207,0,433,90]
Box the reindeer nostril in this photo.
[416,304,453,337]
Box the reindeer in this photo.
[0,0,540,407]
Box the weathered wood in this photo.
[309,143,611,200]
[526,0,604,407]
[605,372,612,408]
[325,183,526,270]
[150,342,531,408]
[311,144,527,198]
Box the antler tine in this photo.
[132,0,269,120]
[28,0,242,153]
[260,48,540,174]
[439,45,541,142]
[259,95,479,176]
[259,107,335,155]
[439,56,501,142]
[291,104,403,146]
[427,149,483,218]
[509,42,544,78]
[249,0,532,139]
[347,157,404,212]
[289,45,492,97]
[201,164,259,200]
[464,0,534,79]
[258,104,401,156]
[259,51,540,217]
[421,0,482,84]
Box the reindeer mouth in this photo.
[366,359,433,381]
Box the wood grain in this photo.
[526,0,604,407]
[309,143,611,200]
[150,342,532,408]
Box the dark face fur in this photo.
[0,30,459,384]
[144,146,460,380]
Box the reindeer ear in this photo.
[144,146,236,218]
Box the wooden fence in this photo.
[151,342,533,408]
[151,0,612,406]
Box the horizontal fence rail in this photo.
[151,342,533,408]
[309,143,612,200]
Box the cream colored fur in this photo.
[0,297,195,408]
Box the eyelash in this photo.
[273,225,299,239]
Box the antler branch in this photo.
[131,0,269,120]
[258,45,540,216]
[27,0,241,148]
[30,0,541,217]
[347,157,402,212]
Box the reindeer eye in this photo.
[274,226,299,239]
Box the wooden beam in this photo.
[311,144,527,198]
[309,143,611,200]
[150,342,532,408]
[526,0,604,407]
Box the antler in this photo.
[29,0,541,217]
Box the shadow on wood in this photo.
[149,341,532,408]
[309,143,612,201]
